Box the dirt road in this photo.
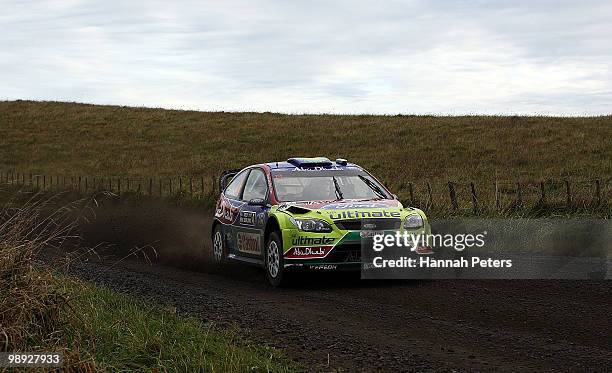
[58,256,611,372]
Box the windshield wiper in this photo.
[358,175,387,199]
[332,176,344,200]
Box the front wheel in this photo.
[265,232,285,287]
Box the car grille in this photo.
[334,218,401,231]
[327,242,361,263]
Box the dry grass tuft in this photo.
[0,193,73,351]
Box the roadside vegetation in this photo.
[0,191,298,372]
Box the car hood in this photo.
[277,199,406,219]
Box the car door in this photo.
[219,169,250,254]
[234,168,269,259]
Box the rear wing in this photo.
[219,168,242,192]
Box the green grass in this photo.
[1,100,611,216]
[57,278,298,372]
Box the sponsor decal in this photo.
[322,202,389,210]
[215,197,241,224]
[328,210,401,220]
[236,232,261,254]
[256,213,265,227]
[308,264,338,270]
[292,165,342,171]
[345,251,361,262]
[291,235,335,246]
[284,245,334,259]
[360,230,384,238]
[239,211,256,226]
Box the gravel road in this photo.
[55,255,611,373]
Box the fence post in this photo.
[189,178,193,196]
[426,181,433,210]
[43,175,46,190]
[169,178,173,195]
[494,181,500,211]
[516,182,523,208]
[470,182,478,214]
[540,181,546,204]
[201,177,205,198]
[118,178,121,195]
[159,179,163,196]
[408,182,414,205]
[595,179,601,206]
[448,182,458,210]
[137,179,142,194]
[148,178,153,196]
[565,180,572,207]
[400,183,414,206]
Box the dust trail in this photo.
[79,197,215,270]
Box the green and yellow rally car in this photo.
[212,157,432,286]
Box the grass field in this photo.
[1,100,611,215]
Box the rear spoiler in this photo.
[219,168,242,192]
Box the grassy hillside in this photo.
[2,100,610,181]
[1,100,611,214]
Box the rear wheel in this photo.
[265,232,285,287]
[212,225,226,263]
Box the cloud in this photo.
[1,0,610,114]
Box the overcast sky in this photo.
[1,0,611,115]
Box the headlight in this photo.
[403,215,424,229]
[290,218,332,233]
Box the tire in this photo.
[212,224,226,264]
[265,231,286,287]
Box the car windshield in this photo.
[271,169,391,202]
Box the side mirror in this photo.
[392,194,398,200]
[248,198,267,207]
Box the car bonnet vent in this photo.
[286,205,311,214]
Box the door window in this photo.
[224,170,249,200]
[242,169,268,201]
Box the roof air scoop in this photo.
[287,157,333,168]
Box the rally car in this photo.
[211,157,432,286]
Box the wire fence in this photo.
[0,171,218,200]
[394,178,611,215]
[1,170,610,215]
